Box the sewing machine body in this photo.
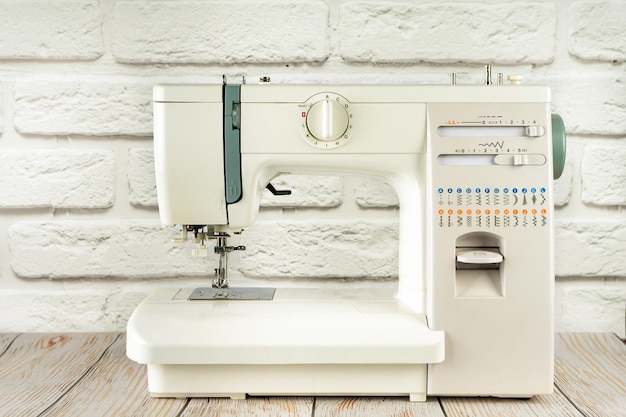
[127,80,562,400]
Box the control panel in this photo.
[429,100,554,232]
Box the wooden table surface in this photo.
[0,332,624,416]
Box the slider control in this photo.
[494,154,546,166]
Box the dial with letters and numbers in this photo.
[300,92,353,149]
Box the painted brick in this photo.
[581,143,626,206]
[568,0,626,62]
[260,175,343,207]
[553,159,573,207]
[339,2,556,63]
[111,290,152,330]
[238,220,398,279]
[112,0,329,64]
[14,80,152,136]
[0,150,114,209]
[29,292,115,331]
[354,177,399,208]
[8,221,215,279]
[550,75,626,135]
[128,148,157,207]
[0,289,158,332]
[561,285,626,338]
[0,291,30,331]
[0,292,36,331]
[0,0,103,60]
[0,290,116,332]
[555,220,626,277]
[0,86,3,134]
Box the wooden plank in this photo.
[38,333,187,417]
[0,333,18,357]
[555,333,626,417]
[181,397,313,417]
[440,391,584,417]
[0,333,118,417]
[314,397,446,417]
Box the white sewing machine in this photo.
[127,68,566,401]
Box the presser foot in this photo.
[212,268,229,289]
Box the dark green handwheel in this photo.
[551,114,566,180]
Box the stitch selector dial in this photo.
[301,93,353,149]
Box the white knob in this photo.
[306,99,349,141]
[507,74,524,85]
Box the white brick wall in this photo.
[0,0,624,337]
[568,0,626,61]
[128,148,157,207]
[581,143,626,205]
[14,79,153,136]
[0,88,4,134]
[111,0,329,63]
[0,150,115,208]
[240,220,398,279]
[555,220,626,277]
[549,74,626,135]
[0,0,103,60]
[339,2,557,64]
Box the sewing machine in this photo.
[127,68,566,401]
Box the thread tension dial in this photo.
[300,93,353,149]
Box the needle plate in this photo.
[188,287,276,301]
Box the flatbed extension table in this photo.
[0,333,624,416]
